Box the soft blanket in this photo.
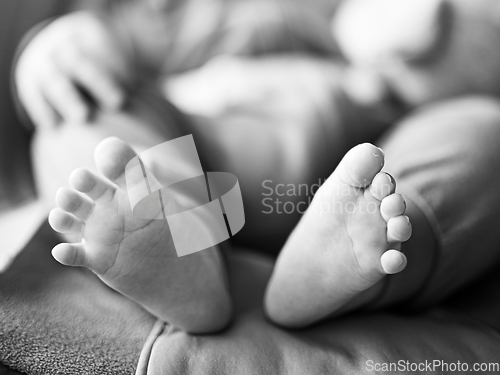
[2,224,500,374]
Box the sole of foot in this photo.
[265,143,411,327]
[48,137,231,333]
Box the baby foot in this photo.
[265,143,411,327]
[48,137,231,333]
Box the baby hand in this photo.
[15,11,128,128]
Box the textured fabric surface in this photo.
[0,224,156,375]
[1,227,500,374]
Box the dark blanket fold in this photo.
[0,364,24,375]
[0,224,156,375]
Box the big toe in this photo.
[94,137,137,188]
[338,143,385,188]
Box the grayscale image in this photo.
[0,0,499,374]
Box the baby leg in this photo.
[371,96,500,310]
[32,89,186,214]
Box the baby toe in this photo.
[339,143,385,188]
[55,187,94,221]
[380,193,406,221]
[70,168,116,203]
[387,215,412,243]
[381,249,407,274]
[52,242,87,267]
[49,208,84,235]
[94,137,137,189]
[369,172,396,201]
